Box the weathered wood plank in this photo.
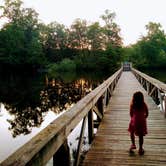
[132,68,166,93]
[82,71,166,166]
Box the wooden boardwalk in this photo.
[83,71,166,166]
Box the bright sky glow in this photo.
[0,0,166,46]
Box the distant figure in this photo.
[128,91,149,155]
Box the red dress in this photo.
[128,103,148,136]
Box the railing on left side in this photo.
[132,68,166,117]
[1,68,122,166]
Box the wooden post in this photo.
[155,89,159,104]
[97,96,104,117]
[140,77,143,85]
[147,82,150,94]
[88,110,94,144]
[74,116,87,166]
[53,140,70,166]
[142,79,145,88]
[103,90,108,107]
[103,91,107,107]
[106,89,110,106]
[110,84,113,95]
[143,80,146,89]
[158,89,164,112]
[164,94,166,118]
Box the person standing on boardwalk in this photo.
[128,91,149,155]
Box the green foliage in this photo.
[87,22,103,50]
[0,24,24,64]
[0,0,123,72]
[48,58,76,74]
[124,22,166,69]
[0,0,46,68]
[74,49,121,72]
[58,58,76,71]
[0,0,23,23]
[101,10,122,47]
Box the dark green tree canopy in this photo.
[0,1,123,72]
[124,22,166,69]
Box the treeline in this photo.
[124,22,166,69]
[0,0,123,73]
[1,0,165,73]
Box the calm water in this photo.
[0,69,165,163]
[0,71,108,163]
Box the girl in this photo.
[128,91,149,155]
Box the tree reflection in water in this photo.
[44,78,92,113]
[6,106,44,137]
[2,74,99,138]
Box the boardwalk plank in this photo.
[82,71,166,166]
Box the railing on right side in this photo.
[132,68,166,117]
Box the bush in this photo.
[47,58,76,74]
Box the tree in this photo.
[101,9,122,48]
[87,22,103,51]
[0,2,123,72]
[0,0,46,68]
[0,0,23,23]
[125,22,166,68]
[70,19,88,50]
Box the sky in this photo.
[0,0,166,46]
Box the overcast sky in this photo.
[0,0,166,45]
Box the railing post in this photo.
[164,94,166,118]
[53,140,70,166]
[158,89,164,112]
[155,89,159,104]
[106,89,110,105]
[132,68,166,116]
[110,84,113,95]
[104,90,109,107]
[88,109,94,144]
[97,96,104,117]
[74,116,87,166]
[146,82,150,94]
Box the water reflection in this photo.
[0,72,105,138]
[0,71,108,162]
[44,78,93,113]
[6,106,43,137]
[0,72,45,138]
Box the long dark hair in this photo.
[131,91,144,109]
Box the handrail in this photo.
[1,68,122,166]
[132,68,166,117]
[132,68,166,92]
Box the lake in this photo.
[0,70,109,163]
[0,68,165,163]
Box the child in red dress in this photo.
[128,91,149,155]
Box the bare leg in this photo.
[130,133,136,153]
[139,135,143,149]
[129,132,136,152]
[130,132,135,145]
[139,135,144,155]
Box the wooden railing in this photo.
[132,68,166,117]
[1,68,122,166]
